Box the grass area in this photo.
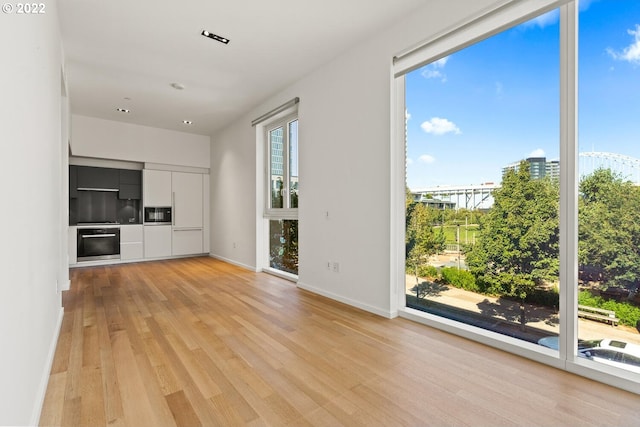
[438,224,479,245]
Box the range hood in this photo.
[77,187,119,192]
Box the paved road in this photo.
[405,275,640,345]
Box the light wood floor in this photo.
[40,257,639,426]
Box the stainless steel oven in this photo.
[77,226,121,261]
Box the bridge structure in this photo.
[411,182,499,210]
[579,151,640,184]
[411,152,640,211]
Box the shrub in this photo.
[578,291,640,327]
[525,287,559,308]
[405,264,439,279]
[440,267,479,292]
[418,265,439,279]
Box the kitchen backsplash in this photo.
[70,190,140,224]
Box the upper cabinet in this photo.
[77,166,119,190]
[143,169,172,207]
[71,166,142,199]
[118,169,141,200]
[172,172,203,229]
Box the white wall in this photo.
[210,0,499,316]
[209,119,258,269]
[71,114,211,168]
[0,3,65,425]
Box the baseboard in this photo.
[208,254,259,272]
[70,253,209,269]
[297,281,395,319]
[32,306,64,426]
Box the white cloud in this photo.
[406,158,414,165]
[420,117,461,135]
[418,154,435,164]
[578,0,600,12]
[607,24,640,65]
[420,56,449,82]
[528,148,545,158]
[521,2,597,31]
[521,10,559,29]
[405,110,411,121]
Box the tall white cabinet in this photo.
[143,169,208,258]
[143,169,172,206]
[172,171,204,256]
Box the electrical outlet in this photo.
[233,242,237,248]
[326,261,331,270]
[332,262,340,273]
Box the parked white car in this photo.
[538,336,640,374]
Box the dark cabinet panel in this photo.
[77,166,119,190]
[119,184,141,200]
[119,169,141,185]
[118,169,141,200]
[69,165,78,199]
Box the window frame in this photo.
[391,0,640,395]
[264,113,299,220]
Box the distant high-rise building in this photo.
[271,128,284,177]
[546,159,560,181]
[502,157,551,180]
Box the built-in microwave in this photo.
[144,207,172,224]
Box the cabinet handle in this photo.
[82,234,116,238]
[173,228,202,232]
[172,191,176,226]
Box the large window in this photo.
[577,0,640,376]
[265,114,299,276]
[404,9,560,346]
[396,0,640,393]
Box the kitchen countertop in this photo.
[72,223,142,228]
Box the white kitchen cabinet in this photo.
[144,225,172,258]
[68,226,77,265]
[143,169,172,207]
[120,225,144,260]
[172,172,203,228]
[171,172,204,256]
[172,229,203,256]
[143,169,207,257]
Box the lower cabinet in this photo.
[144,225,172,258]
[172,228,203,256]
[120,225,143,260]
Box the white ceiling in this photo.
[58,0,429,136]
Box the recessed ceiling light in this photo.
[170,82,185,90]
[201,30,230,44]
[183,120,193,125]
[116,108,130,113]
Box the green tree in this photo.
[406,202,446,287]
[465,162,559,329]
[579,168,640,287]
[269,220,298,274]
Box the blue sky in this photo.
[406,0,640,189]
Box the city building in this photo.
[411,193,457,210]
[502,156,548,180]
[546,159,560,181]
